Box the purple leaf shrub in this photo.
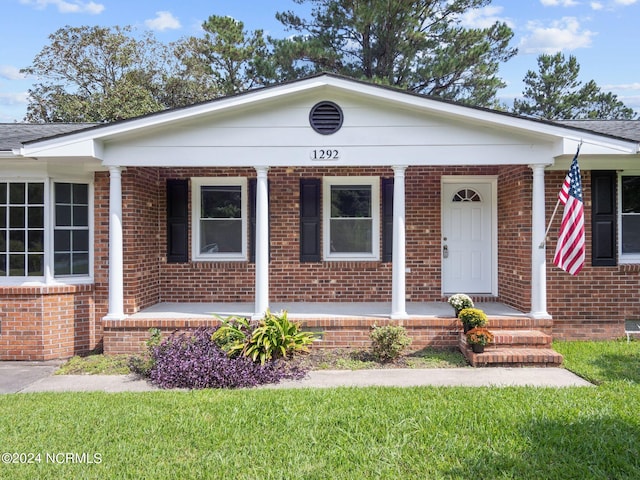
[148,327,307,389]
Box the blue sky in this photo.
[1,0,638,122]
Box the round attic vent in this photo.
[309,101,343,135]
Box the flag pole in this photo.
[539,198,561,249]
[539,139,583,249]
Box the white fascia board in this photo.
[19,138,103,160]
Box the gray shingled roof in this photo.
[0,123,96,151]
[556,120,640,142]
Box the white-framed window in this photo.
[619,173,640,263]
[191,177,247,261]
[323,177,379,261]
[54,183,90,276]
[0,178,92,283]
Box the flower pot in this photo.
[463,324,472,334]
[471,344,485,354]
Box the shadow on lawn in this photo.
[586,352,640,384]
[446,416,640,479]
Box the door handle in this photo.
[443,244,449,258]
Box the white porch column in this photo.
[105,166,125,320]
[529,164,551,319]
[254,166,270,318]
[391,165,408,319]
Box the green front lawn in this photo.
[0,340,638,479]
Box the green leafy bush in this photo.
[212,310,318,365]
[370,325,411,362]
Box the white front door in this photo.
[442,180,495,294]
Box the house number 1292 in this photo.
[310,148,340,160]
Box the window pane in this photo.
[0,255,5,276]
[54,253,71,275]
[9,206,25,228]
[9,254,24,276]
[331,186,371,218]
[55,183,71,204]
[622,216,640,253]
[0,206,5,226]
[28,206,43,228]
[0,183,6,204]
[28,231,44,252]
[73,184,88,204]
[330,219,372,253]
[200,219,242,253]
[73,230,89,251]
[54,230,71,251]
[56,205,71,226]
[72,253,89,275]
[73,205,88,226]
[9,183,25,204]
[0,231,5,252]
[28,183,44,204]
[28,254,43,276]
[622,176,640,214]
[9,231,25,252]
[201,186,241,219]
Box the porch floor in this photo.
[129,301,528,320]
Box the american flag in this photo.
[553,148,585,275]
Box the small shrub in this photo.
[212,310,318,365]
[128,327,162,377]
[149,327,307,389]
[370,325,411,362]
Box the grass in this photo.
[55,354,131,375]
[2,340,639,479]
[553,338,640,384]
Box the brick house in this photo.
[1,74,639,361]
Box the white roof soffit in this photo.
[16,74,640,159]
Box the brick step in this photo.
[490,329,553,348]
[462,346,564,368]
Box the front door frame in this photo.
[441,175,498,296]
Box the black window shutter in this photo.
[166,179,188,263]
[591,171,617,266]
[300,178,321,262]
[382,178,394,262]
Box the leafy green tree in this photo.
[271,0,517,106]
[22,25,172,122]
[175,15,269,96]
[513,52,636,120]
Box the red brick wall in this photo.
[545,170,637,339]
[149,166,512,304]
[0,285,95,360]
[497,165,532,312]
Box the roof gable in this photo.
[10,74,640,164]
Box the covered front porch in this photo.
[103,301,560,368]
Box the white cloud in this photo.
[0,66,26,81]
[19,0,104,14]
[519,17,596,54]
[615,0,638,5]
[540,0,579,6]
[590,1,604,9]
[602,82,640,90]
[0,92,29,106]
[460,5,514,29]
[144,11,181,32]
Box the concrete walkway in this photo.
[0,362,592,393]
